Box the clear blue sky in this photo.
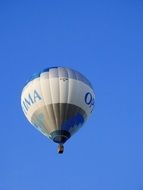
[0,0,143,189]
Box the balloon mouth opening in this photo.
[50,130,71,144]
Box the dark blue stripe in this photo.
[25,66,93,88]
[41,66,59,73]
[25,72,40,85]
[25,66,59,85]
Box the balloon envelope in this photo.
[21,67,95,145]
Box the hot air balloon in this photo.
[21,66,95,153]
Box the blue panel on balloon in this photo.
[61,113,84,132]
